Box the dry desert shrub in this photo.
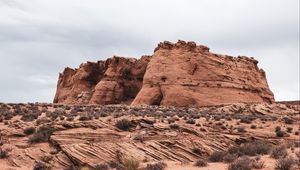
[194,159,208,167]
[146,162,166,170]
[271,145,288,159]
[169,123,180,129]
[237,126,247,133]
[223,153,238,163]
[78,115,92,121]
[115,118,133,131]
[276,130,286,137]
[21,112,39,122]
[282,117,293,124]
[252,156,265,169]
[295,151,300,166]
[186,118,196,124]
[28,126,56,143]
[24,127,35,135]
[228,156,252,170]
[33,161,50,170]
[192,147,202,155]
[66,116,74,121]
[240,116,253,124]
[275,156,295,170]
[286,127,293,133]
[122,156,140,170]
[250,124,257,129]
[0,148,8,159]
[228,140,271,156]
[209,151,226,162]
[95,163,109,170]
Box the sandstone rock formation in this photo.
[54,40,274,106]
[0,102,299,169]
[54,56,151,105]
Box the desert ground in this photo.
[0,102,299,170]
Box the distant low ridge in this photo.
[54,40,275,106]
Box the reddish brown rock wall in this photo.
[54,56,151,104]
[54,40,274,106]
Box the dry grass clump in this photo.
[282,117,293,124]
[209,140,271,165]
[95,163,109,170]
[0,148,8,159]
[145,162,166,170]
[295,151,300,167]
[192,147,202,155]
[223,154,238,163]
[228,140,271,156]
[186,118,196,124]
[252,156,265,169]
[66,116,74,121]
[228,156,265,170]
[121,156,140,170]
[275,126,288,137]
[115,118,133,131]
[271,145,288,159]
[33,161,50,170]
[275,156,295,170]
[194,159,208,167]
[21,112,39,122]
[209,151,226,162]
[78,115,93,121]
[28,126,56,143]
[250,124,257,129]
[110,151,140,170]
[237,126,246,133]
[228,156,252,170]
[169,123,180,129]
[240,116,254,124]
[286,127,293,133]
[276,130,286,137]
[24,127,36,135]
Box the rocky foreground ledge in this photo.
[54,40,274,107]
[0,102,299,170]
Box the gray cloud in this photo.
[0,0,299,102]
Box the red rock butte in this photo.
[54,40,275,106]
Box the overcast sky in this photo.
[0,0,299,103]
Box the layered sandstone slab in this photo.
[54,40,274,106]
[0,103,299,169]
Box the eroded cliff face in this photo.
[54,40,274,106]
[54,56,151,105]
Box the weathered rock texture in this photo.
[54,40,274,106]
[54,56,151,105]
[0,103,299,169]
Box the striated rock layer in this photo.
[54,40,274,106]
